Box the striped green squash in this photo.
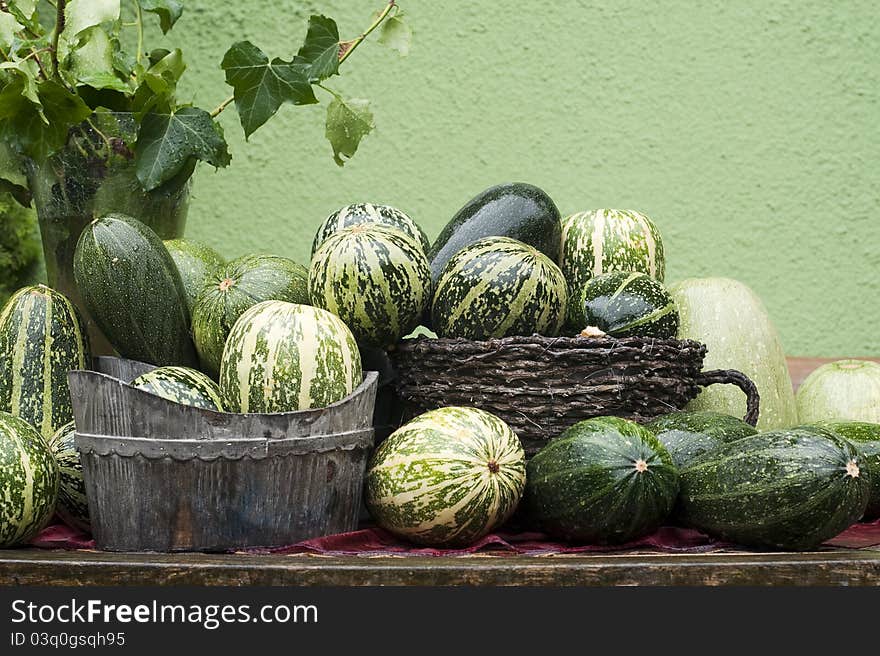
[809,421,880,520]
[220,301,362,413]
[131,366,225,411]
[192,254,310,379]
[646,411,757,469]
[430,236,568,340]
[73,213,197,367]
[164,238,225,315]
[571,270,678,338]
[309,224,432,347]
[0,285,91,442]
[365,406,526,547]
[524,417,679,544]
[560,209,665,295]
[47,421,89,533]
[311,203,430,255]
[0,411,60,546]
[677,426,869,550]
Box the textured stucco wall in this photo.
[159,0,878,357]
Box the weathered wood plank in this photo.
[1,548,879,586]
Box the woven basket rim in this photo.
[393,334,706,351]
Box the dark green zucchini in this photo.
[810,421,880,520]
[73,213,197,367]
[646,411,758,469]
[427,182,562,283]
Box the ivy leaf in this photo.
[67,26,130,92]
[0,140,31,206]
[140,0,183,34]
[64,0,120,37]
[142,48,185,95]
[0,79,91,162]
[294,15,339,82]
[0,12,20,50]
[6,1,38,33]
[135,107,231,191]
[325,95,373,166]
[377,12,412,57]
[221,40,317,139]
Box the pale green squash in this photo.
[796,360,880,424]
[670,277,797,431]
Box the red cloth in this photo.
[29,518,880,556]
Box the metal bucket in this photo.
[68,357,378,552]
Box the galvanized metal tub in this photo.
[68,357,378,552]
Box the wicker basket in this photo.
[391,335,759,455]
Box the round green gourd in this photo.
[309,224,432,347]
[810,421,880,520]
[192,254,309,379]
[164,238,225,316]
[560,209,665,327]
[524,416,679,544]
[571,270,678,338]
[0,285,91,442]
[677,426,869,550]
[131,366,225,411]
[47,421,89,533]
[0,412,60,546]
[219,301,362,413]
[430,236,567,340]
[365,406,526,547]
[796,360,880,424]
[645,411,758,469]
[311,202,430,255]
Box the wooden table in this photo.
[2,356,878,587]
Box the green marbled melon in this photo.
[309,224,432,347]
[47,421,89,533]
[220,301,363,413]
[431,236,568,340]
[365,406,526,547]
[570,270,678,338]
[131,366,225,411]
[192,254,309,379]
[560,210,665,298]
[311,202,430,255]
[0,285,91,442]
[0,411,59,546]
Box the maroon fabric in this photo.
[29,518,880,556]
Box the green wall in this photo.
[162,0,878,357]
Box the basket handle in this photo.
[694,369,761,427]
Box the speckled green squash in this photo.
[220,301,362,413]
[811,421,880,520]
[646,411,758,469]
[571,270,678,338]
[131,366,225,411]
[309,224,432,347]
[0,412,59,546]
[0,285,91,442]
[311,203,430,255]
[47,421,89,533]
[73,213,197,367]
[164,239,225,315]
[431,236,567,340]
[796,360,880,424]
[560,209,665,322]
[524,416,679,544]
[365,406,526,547]
[677,426,869,550]
[192,254,310,379]
[671,277,798,431]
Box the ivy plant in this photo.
[0,0,409,203]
